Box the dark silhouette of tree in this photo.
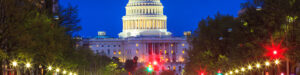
[185,13,263,74]
[58,4,81,34]
[160,70,175,75]
[125,56,138,75]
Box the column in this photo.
[134,20,137,29]
[144,20,146,29]
[164,20,167,29]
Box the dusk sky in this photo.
[60,0,246,37]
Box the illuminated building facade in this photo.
[78,0,190,74]
[119,0,171,38]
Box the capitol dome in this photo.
[119,0,171,38]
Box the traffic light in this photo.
[216,70,223,75]
[273,50,277,55]
[264,41,287,59]
[147,64,153,72]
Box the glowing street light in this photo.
[265,61,270,66]
[256,63,260,68]
[56,68,60,72]
[48,66,52,71]
[25,63,31,68]
[275,59,280,64]
[235,69,239,73]
[241,67,245,71]
[63,70,67,74]
[229,71,233,74]
[69,72,73,75]
[12,61,17,67]
[153,61,158,65]
[248,65,252,70]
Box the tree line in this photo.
[185,0,300,74]
[0,0,125,75]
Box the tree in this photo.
[0,0,83,74]
[160,70,175,75]
[185,13,265,74]
[125,59,138,75]
[240,0,300,73]
[58,4,81,34]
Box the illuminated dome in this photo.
[119,0,171,38]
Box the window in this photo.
[166,58,169,62]
[101,51,105,54]
[108,45,110,47]
[136,43,139,47]
[102,45,104,47]
[171,44,174,47]
[136,50,139,54]
[182,50,185,54]
[114,45,116,47]
[108,49,110,54]
[171,50,174,54]
[118,51,121,55]
[164,50,167,54]
[96,45,99,47]
[182,44,185,46]
[119,45,121,47]
[173,66,176,71]
[113,51,116,55]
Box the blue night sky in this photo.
[60,0,246,37]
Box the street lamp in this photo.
[153,61,158,65]
[256,63,260,68]
[12,61,17,67]
[241,67,245,72]
[275,59,280,65]
[229,71,233,74]
[63,70,67,74]
[265,61,270,66]
[248,65,252,70]
[48,66,52,71]
[25,63,31,68]
[56,68,60,72]
[235,69,239,73]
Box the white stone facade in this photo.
[79,37,189,74]
[78,0,190,74]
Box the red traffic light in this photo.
[273,50,277,55]
[264,40,287,59]
[217,70,221,73]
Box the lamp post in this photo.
[11,61,19,75]
[25,62,31,75]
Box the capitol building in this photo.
[78,0,190,74]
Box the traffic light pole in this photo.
[286,59,289,75]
